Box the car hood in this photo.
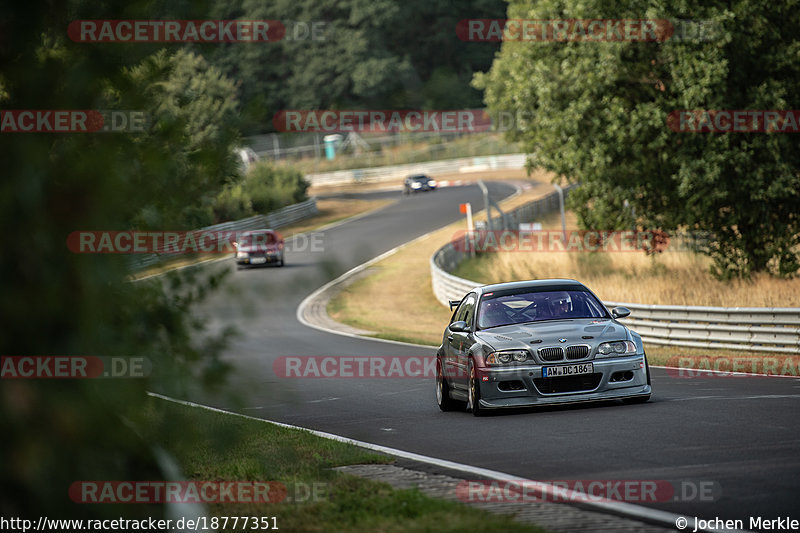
[474,318,628,351]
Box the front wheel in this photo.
[467,359,485,417]
[436,358,463,412]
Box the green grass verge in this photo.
[142,397,550,533]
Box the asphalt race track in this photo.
[170,182,800,526]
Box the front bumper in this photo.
[475,355,650,408]
[235,252,282,265]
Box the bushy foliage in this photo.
[213,163,309,222]
[0,0,239,518]
[476,0,800,278]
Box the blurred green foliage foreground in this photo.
[2,0,798,521]
[0,1,243,520]
[0,0,505,519]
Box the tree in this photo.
[213,163,309,222]
[475,0,800,277]
[125,48,241,229]
[207,0,507,132]
[0,0,239,518]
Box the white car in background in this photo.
[236,147,260,173]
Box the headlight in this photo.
[596,341,637,356]
[236,251,248,259]
[486,350,529,365]
[411,182,421,188]
[428,179,437,187]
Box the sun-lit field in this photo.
[450,208,800,307]
[454,248,800,307]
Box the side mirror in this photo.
[448,300,461,311]
[449,320,469,333]
[612,307,631,319]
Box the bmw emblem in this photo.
[559,338,567,343]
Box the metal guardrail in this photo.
[430,192,800,354]
[603,303,800,354]
[128,198,318,271]
[431,187,571,307]
[305,153,526,186]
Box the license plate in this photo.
[542,363,593,378]
[250,257,267,264]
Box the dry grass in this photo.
[454,245,799,308]
[328,176,556,345]
[644,344,800,374]
[327,176,800,366]
[452,208,800,307]
[328,241,454,346]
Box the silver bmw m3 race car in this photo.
[436,279,651,416]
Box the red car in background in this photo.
[235,229,285,268]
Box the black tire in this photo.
[436,358,463,412]
[467,359,485,417]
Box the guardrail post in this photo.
[553,183,567,241]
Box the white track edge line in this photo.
[653,365,798,379]
[147,391,741,532]
[147,178,762,532]
[295,181,522,349]
[295,230,443,349]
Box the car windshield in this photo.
[477,289,608,329]
[241,233,276,246]
[410,176,429,182]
